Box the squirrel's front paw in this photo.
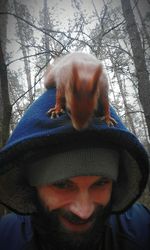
[47,106,65,118]
[105,116,117,127]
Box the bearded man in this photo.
[0,87,149,250]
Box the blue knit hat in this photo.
[0,88,149,214]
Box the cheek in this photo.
[37,187,74,211]
[91,183,112,206]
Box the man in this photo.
[0,87,150,250]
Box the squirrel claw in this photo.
[60,109,65,113]
[47,106,65,118]
[105,117,117,127]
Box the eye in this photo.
[92,178,111,188]
[53,180,74,189]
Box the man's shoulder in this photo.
[0,212,23,224]
[0,212,31,231]
[109,203,150,249]
[117,203,150,228]
[110,202,150,223]
[116,202,149,218]
[0,213,32,250]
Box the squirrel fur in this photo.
[44,52,116,130]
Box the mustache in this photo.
[33,190,111,229]
[58,205,105,225]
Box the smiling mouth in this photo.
[59,215,94,232]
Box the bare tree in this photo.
[0,0,12,216]
[0,0,12,148]
[133,0,150,49]
[121,0,150,138]
[12,0,34,103]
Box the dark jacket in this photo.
[0,203,150,250]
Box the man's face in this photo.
[37,176,112,229]
[36,176,112,243]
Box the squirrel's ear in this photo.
[89,65,102,95]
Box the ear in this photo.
[90,65,102,95]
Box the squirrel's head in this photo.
[66,64,102,130]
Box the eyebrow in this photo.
[52,176,110,186]
[52,179,73,187]
[92,177,110,185]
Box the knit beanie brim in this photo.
[26,148,119,186]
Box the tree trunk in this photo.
[0,40,12,148]
[0,0,8,54]
[13,0,33,103]
[0,0,12,148]
[107,46,137,134]
[133,0,150,49]
[43,0,51,64]
[121,0,150,138]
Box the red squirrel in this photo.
[44,52,116,130]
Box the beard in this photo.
[31,192,112,250]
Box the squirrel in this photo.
[44,52,117,130]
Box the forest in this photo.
[0,0,150,213]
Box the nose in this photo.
[69,191,96,219]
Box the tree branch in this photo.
[0,11,68,52]
[6,51,56,66]
[0,11,125,55]
[12,74,44,106]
